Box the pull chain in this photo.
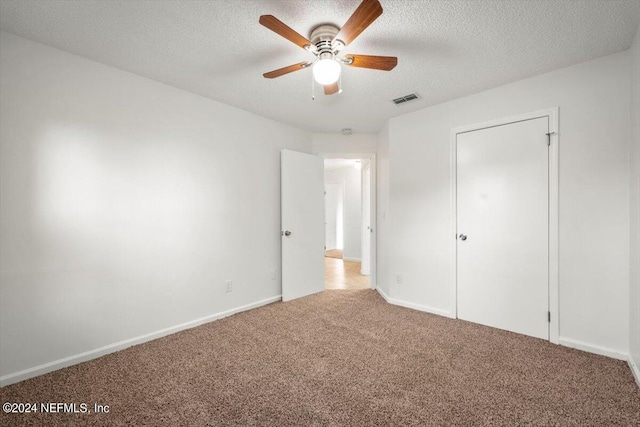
[311,73,315,101]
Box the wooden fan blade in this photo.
[259,15,312,50]
[263,62,310,79]
[345,54,397,71]
[324,82,339,95]
[333,0,383,47]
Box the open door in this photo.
[324,182,344,252]
[281,150,325,301]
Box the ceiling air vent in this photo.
[392,93,421,105]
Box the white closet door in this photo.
[457,117,549,339]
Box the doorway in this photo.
[451,108,559,342]
[280,150,376,302]
[323,158,371,290]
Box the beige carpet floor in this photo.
[1,290,639,426]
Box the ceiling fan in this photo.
[259,0,398,95]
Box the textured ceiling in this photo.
[1,0,639,133]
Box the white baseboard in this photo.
[343,257,361,262]
[375,287,453,319]
[629,355,640,389]
[376,286,391,302]
[390,297,454,319]
[0,295,281,387]
[377,288,638,385]
[558,337,628,361]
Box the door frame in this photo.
[361,162,372,275]
[319,153,377,290]
[449,107,559,344]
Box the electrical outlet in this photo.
[270,268,277,280]
[225,280,232,293]
[395,274,403,285]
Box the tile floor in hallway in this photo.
[324,250,370,290]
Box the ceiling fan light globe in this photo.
[313,58,341,85]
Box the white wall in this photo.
[0,32,312,383]
[630,23,640,378]
[382,51,631,356]
[324,167,362,261]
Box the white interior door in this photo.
[281,150,325,302]
[457,117,549,340]
[324,183,343,251]
[361,164,371,275]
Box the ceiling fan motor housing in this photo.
[310,24,340,58]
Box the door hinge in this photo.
[548,311,551,322]
[546,132,556,146]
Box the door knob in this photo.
[459,234,467,241]
[283,230,292,236]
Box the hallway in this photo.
[324,251,370,290]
